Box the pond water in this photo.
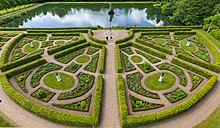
[2,3,183,28]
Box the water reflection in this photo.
[1,4,182,28]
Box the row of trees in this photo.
[0,0,49,12]
[161,0,220,27]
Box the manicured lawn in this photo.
[194,105,220,128]
[43,72,75,90]
[144,72,176,90]
[0,111,15,127]
[23,41,40,53]
[76,55,90,63]
[55,41,65,46]
[131,55,143,63]
[180,40,196,52]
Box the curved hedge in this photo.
[177,54,220,72]
[135,38,172,55]
[0,34,25,65]
[115,29,133,44]
[0,53,42,72]
[88,29,107,44]
[196,31,220,64]
[117,63,217,127]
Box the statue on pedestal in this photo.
[158,72,165,82]
[55,73,62,82]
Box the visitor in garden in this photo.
[106,36,108,41]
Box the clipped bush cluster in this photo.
[0,53,42,72]
[51,33,80,36]
[88,29,107,44]
[5,58,47,78]
[196,31,220,64]
[0,34,25,64]
[136,38,172,55]
[177,54,220,72]
[174,31,196,35]
[115,29,134,44]
[0,74,103,126]
[48,39,87,55]
[171,58,213,79]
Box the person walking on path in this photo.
[106,36,109,41]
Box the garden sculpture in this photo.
[158,72,165,82]
[29,42,33,48]
[55,73,62,82]
[186,41,190,47]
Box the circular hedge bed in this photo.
[144,72,176,91]
[180,40,196,52]
[131,55,143,63]
[76,55,90,63]
[43,72,75,90]
[24,41,40,53]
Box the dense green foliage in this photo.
[162,0,220,26]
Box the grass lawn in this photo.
[194,105,220,128]
[43,72,75,90]
[23,41,40,53]
[0,111,15,127]
[55,41,65,46]
[180,40,196,52]
[76,55,90,63]
[144,72,176,90]
[131,55,143,63]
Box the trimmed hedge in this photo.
[115,29,133,44]
[196,31,220,64]
[0,53,42,72]
[54,43,90,59]
[135,38,172,55]
[0,34,25,65]
[174,31,196,35]
[89,41,104,49]
[116,45,123,73]
[177,54,220,72]
[99,46,106,74]
[141,31,170,35]
[5,58,47,78]
[0,73,103,126]
[132,28,192,32]
[24,33,47,36]
[125,26,201,29]
[171,58,213,79]
[0,27,27,31]
[117,74,128,128]
[27,29,89,33]
[51,33,80,36]
[27,27,97,30]
[122,75,217,127]
[88,29,107,44]
[47,38,86,55]
[210,29,220,40]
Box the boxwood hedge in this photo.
[99,46,106,74]
[115,29,133,44]
[88,29,107,44]
[0,53,42,72]
[116,45,123,73]
[0,74,103,126]
[174,31,196,35]
[177,54,220,72]
[27,29,89,33]
[117,66,217,127]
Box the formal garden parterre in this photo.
[0,26,219,128]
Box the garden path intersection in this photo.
[0,28,219,128]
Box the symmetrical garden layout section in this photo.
[0,27,219,128]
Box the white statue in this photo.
[207,26,213,33]
[55,73,61,82]
[158,72,165,82]
[186,41,190,47]
[29,42,33,48]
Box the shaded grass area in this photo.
[144,72,176,91]
[43,72,75,90]
[194,106,220,128]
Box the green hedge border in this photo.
[27,29,89,33]
[115,29,134,44]
[117,59,217,127]
[174,31,196,35]
[135,38,172,55]
[99,46,106,74]
[88,29,107,44]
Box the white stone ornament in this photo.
[186,41,190,47]
[56,73,62,82]
[29,42,33,48]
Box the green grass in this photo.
[144,72,176,91]
[131,55,143,63]
[76,55,90,63]
[23,41,40,53]
[43,72,75,90]
[194,105,220,128]
[0,111,15,127]
[180,40,196,52]
[55,41,65,46]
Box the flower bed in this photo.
[84,53,99,73]
[135,50,161,64]
[189,72,204,91]
[122,47,134,55]
[31,87,56,102]
[86,47,99,55]
[56,49,85,64]
[164,88,187,103]
[15,71,32,93]
[137,62,155,73]
[64,63,82,74]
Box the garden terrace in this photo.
[0,26,219,128]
